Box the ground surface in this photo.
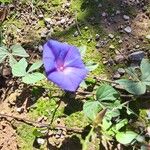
[0,0,150,149]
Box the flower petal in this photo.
[47,67,88,91]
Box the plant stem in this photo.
[82,126,94,150]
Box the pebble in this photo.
[16,107,24,113]
[116,10,121,15]
[146,35,150,40]
[124,26,132,33]
[60,18,66,24]
[37,138,45,145]
[113,72,121,79]
[96,43,101,48]
[108,33,114,39]
[102,12,107,17]
[117,68,125,75]
[73,31,79,37]
[84,26,88,30]
[2,67,11,77]
[95,34,100,41]
[118,39,123,44]
[109,44,115,49]
[128,51,145,62]
[114,55,124,63]
[38,14,44,19]
[123,15,130,20]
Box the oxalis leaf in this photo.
[22,72,45,84]
[115,79,146,95]
[0,46,9,63]
[11,44,29,57]
[116,131,138,145]
[83,101,102,121]
[27,60,43,73]
[96,84,119,101]
[78,45,87,58]
[86,61,99,72]
[140,59,150,86]
[12,58,27,77]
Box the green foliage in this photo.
[0,0,12,3]
[83,101,102,121]
[0,44,29,67]
[116,59,150,95]
[12,58,45,84]
[96,84,119,101]
[115,131,142,145]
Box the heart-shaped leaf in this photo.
[11,44,29,57]
[12,58,27,77]
[141,59,150,86]
[115,79,146,95]
[116,131,138,145]
[78,45,87,58]
[83,101,102,121]
[0,46,9,63]
[22,72,45,84]
[96,84,119,101]
[27,60,43,73]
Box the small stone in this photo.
[124,26,132,33]
[16,107,24,113]
[123,15,130,20]
[60,18,66,24]
[135,45,140,49]
[113,72,121,79]
[109,44,115,49]
[116,10,121,15]
[38,14,44,19]
[118,40,123,43]
[98,3,102,8]
[128,51,145,62]
[38,45,43,52]
[146,35,150,40]
[65,2,70,8]
[73,31,79,37]
[2,67,11,77]
[84,26,88,30]
[37,138,45,145]
[46,24,51,29]
[102,12,107,17]
[117,68,125,75]
[114,55,124,63]
[96,43,101,48]
[95,34,100,41]
[108,33,114,39]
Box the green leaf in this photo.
[12,58,27,77]
[9,55,17,67]
[86,61,99,71]
[115,79,146,95]
[102,118,112,130]
[116,131,138,145]
[96,84,119,101]
[0,46,9,63]
[22,72,45,84]
[78,45,87,58]
[83,101,102,121]
[115,119,128,131]
[141,59,150,86]
[125,67,139,80]
[28,60,43,73]
[11,44,29,57]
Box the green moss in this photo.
[29,98,64,121]
[17,124,35,150]
[65,111,89,128]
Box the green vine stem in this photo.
[82,126,94,150]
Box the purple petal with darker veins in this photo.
[47,67,88,91]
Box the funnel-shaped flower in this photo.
[43,40,88,92]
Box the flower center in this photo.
[57,65,64,71]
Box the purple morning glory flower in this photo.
[43,40,88,92]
